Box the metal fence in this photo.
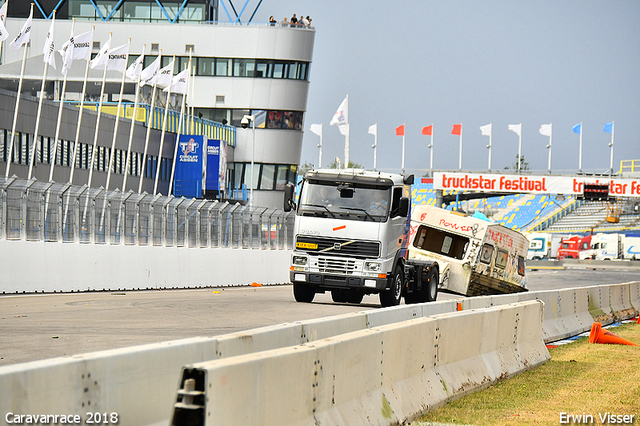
[0,177,295,250]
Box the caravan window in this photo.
[517,256,525,276]
[479,244,494,264]
[413,225,469,260]
[495,249,509,269]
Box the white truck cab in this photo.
[284,169,418,306]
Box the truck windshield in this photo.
[298,182,391,222]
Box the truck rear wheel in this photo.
[380,265,403,307]
[293,283,315,303]
[420,267,438,302]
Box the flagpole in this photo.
[609,121,615,175]
[29,11,56,180]
[168,50,192,196]
[0,0,9,86]
[578,121,583,173]
[429,124,434,172]
[5,33,28,178]
[50,19,75,182]
[487,123,492,171]
[69,26,94,184]
[105,38,131,191]
[372,125,377,171]
[401,123,405,174]
[344,94,349,168]
[317,124,323,169]
[139,50,162,194]
[123,45,145,192]
[459,124,463,171]
[517,123,522,173]
[547,123,553,174]
[5,3,32,179]
[154,55,175,195]
[87,32,112,189]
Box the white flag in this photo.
[126,53,144,81]
[309,123,322,137]
[479,123,492,136]
[58,31,74,75]
[163,68,188,94]
[71,30,93,60]
[156,61,174,88]
[508,123,522,137]
[0,2,9,42]
[90,38,111,70]
[539,123,552,137]
[42,18,56,69]
[106,43,128,72]
[338,125,347,136]
[140,56,161,86]
[9,7,32,50]
[330,97,347,126]
[368,123,377,136]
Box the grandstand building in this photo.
[0,1,314,208]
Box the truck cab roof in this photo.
[304,169,413,187]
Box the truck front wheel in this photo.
[293,283,315,303]
[380,265,403,307]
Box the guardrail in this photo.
[171,301,548,426]
[0,177,294,249]
[1,282,638,426]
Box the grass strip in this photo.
[414,322,640,426]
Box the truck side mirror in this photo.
[398,197,409,217]
[283,183,295,212]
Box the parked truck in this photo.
[284,169,529,307]
[556,234,592,259]
[524,232,552,260]
[579,233,640,260]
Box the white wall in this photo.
[0,240,290,293]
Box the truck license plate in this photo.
[296,242,318,249]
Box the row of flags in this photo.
[314,96,618,172]
[389,122,615,138]
[0,5,189,93]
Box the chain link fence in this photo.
[0,177,295,250]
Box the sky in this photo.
[251,0,640,176]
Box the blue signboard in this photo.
[173,135,204,198]
[206,139,227,194]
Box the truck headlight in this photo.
[364,262,381,272]
[293,256,308,266]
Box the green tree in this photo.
[298,161,315,175]
[504,154,529,171]
[328,159,363,169]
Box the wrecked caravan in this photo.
[408,205,529,297]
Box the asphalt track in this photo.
[1,268,638,366]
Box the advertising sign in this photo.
[173,135,204,198]
[206,139,227,193]
[433,172,640,197]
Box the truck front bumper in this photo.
[290,271,388,292]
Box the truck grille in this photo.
[295,236,380,259]
[318,258,356,274]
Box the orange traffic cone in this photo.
[637,315,640,324]
[589,322,638,346]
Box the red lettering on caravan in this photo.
[438,218,473,233]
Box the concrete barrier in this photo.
[2,283,637,426]
[0,240,290,293]
[608,283,636,320]
[630,281,640,312]
[169,301,549,426]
